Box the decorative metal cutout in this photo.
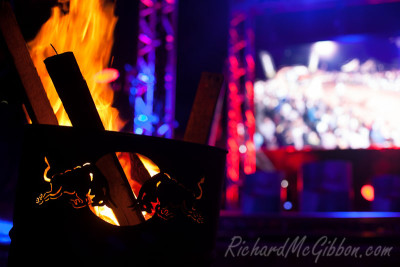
[36,157,109,209]
[137,172,205,224]
[36,153,205,225]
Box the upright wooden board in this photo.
[184,72,224,145]
[0,2,58,125]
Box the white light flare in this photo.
[312,41,337,58]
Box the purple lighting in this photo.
[129,0,177,137]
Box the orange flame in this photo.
[117,152,160,220]
[89,205,120,226]
[29,0,125,225]
[28,0,123,131]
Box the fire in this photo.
[89,205,120,226]
[28,0,123,131]
[117,152,160,196]
[136,153,161,177]
[117,152,160,220]
[29,0,125,225]
[29,0,161,226]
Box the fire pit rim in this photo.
[23,124,228,154]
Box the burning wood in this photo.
[4,1,228,264]
[0,1,58,125]
[44,51,144,225]
[21,0,146,225]
[1,1,144,225]
[28,0,121,130]
[44,52,105,130]
[2,1,223,228]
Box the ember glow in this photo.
[28,0,123,131]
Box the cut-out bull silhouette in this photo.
[36,158,109,209]
[137,172,205,224]
[36,157,205,224]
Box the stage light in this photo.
[361,184,375,201]
[394,37,400,48]
[138,73,150,82]
[259,51,276,79]
[135,128,144,135]
[237,123,245,135]
[281,179,289,188]
[283,201,293,210]
[166,35,174,43]
[139,33,152,45]
[138,114,148,122]
[239,145,247,154]
[254,133,264,148]
[312,41,337,58]
[157,124,170,136]
[0,219,12,244]
[341,59,360,72]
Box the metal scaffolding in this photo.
[127,0,177,138]
[226,10,256,208]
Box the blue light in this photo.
[137,114,148,122]
[283,201,293,210]
[138,73,150,83]
[254,133,264,149]
[308,212,400,218]
[135,128,144,135]
[129,95,135,105]
[335,34,367,43]
[0,219,12,244]
[157,124,170,136]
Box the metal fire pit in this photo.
[8,125,226,266]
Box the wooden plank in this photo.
[96,154,145,226]
[44,52,104,130]
[129,153,151,186]
[0,1,58,125]
[183,72,224,145]
[44,51,144,225]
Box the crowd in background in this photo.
[255,63,400,150]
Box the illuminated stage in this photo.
[2,0,400,266]
[222,2,400,264]
[226,0,400,212]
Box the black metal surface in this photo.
[8,125,227,266]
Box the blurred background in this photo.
[2,0,400,265]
